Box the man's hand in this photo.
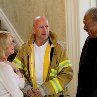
[26,88,35,97]
[35,88,43,97]
[25,88,43,97]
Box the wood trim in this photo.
[0,8,24,48]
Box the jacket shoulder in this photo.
[56,41,66,50]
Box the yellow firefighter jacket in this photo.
[13,31,73,97]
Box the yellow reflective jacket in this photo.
[13,31,73,97]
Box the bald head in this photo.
[33,16,48,27]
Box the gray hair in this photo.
[85,7,97,21]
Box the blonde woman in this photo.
[0,31,25,97]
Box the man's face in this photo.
[83,15,97,38]
[33,17,49,42]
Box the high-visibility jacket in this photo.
[13,31,73,97]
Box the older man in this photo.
[13,16,73,97]
[76,7,97,97]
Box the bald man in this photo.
[13,16,73,97]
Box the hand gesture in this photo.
[26,88,35,97]
[35,88,43,97]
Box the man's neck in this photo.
[35,39,48,46]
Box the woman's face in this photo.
[5,36,16,57]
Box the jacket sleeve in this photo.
[12,44,33,95]
[39,44,73,96]
[12,44,28,74]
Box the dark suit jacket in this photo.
[76,37,97,97]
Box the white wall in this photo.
[79,0,96,54]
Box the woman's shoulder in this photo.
[0,62,12,71]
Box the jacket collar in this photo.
[28,31,58,46]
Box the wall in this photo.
[0,8,24,48]
[0,0,66,42]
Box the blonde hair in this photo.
[0,31,13,58]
